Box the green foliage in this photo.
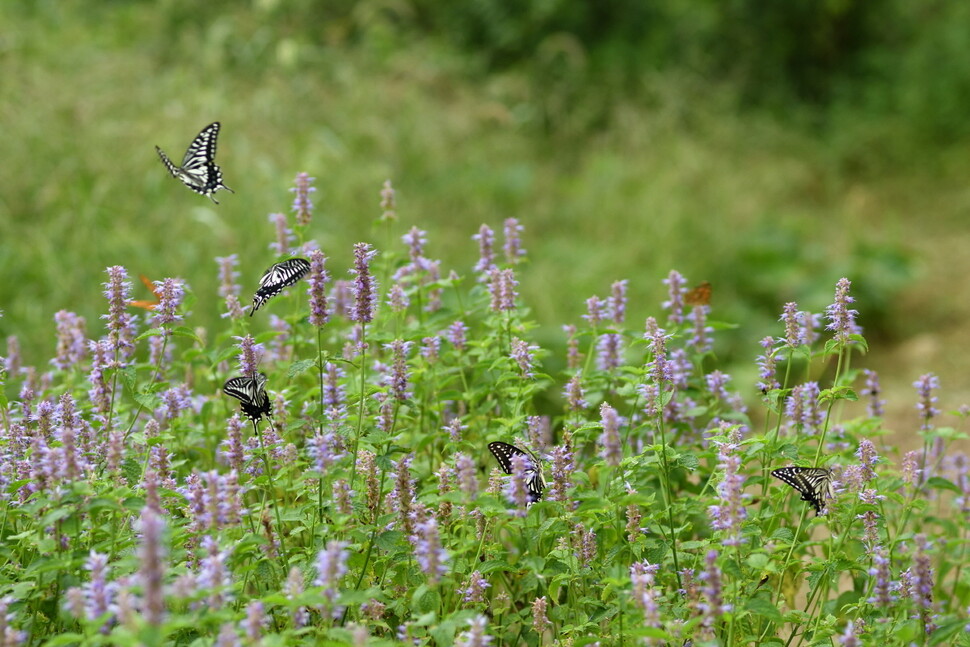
[0,196,967,645]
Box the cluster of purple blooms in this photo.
[4,171,968,646]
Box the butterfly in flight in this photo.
[129,274,162,311]
[488,441,545,503]
[771,466,832,515]
[250,258,311,316]
[223,373,272,423]
[684,281,712,307]
[156,122,234,203]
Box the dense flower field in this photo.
[0,175,967,646]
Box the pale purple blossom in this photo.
[532,596,551,635]
[686,305,713,352]
[609,279,628,324]
[630,561,661,633]
[285,566,308,628]
[137,506,166,626]
[384,340,413,401]
[101,266,137,361]
[52,311,87,370]
[786,382,824,434]
[459,571,490,605]
[387,283,409,312]
[826,278,861,343]
[290,172,316,226]
[502,218,525,263]
[269,212,294,256]
[473,224,496,277]
[564,375,588,412]
[596,333,623,371]
[644,318,672,385]
[350,243,378,324]
[487,268,517,312]
[868,546,893,606]
[446,320,469,351]
[413,517,448,583]
[455,616,492,647]
[504,453,532,515]
[510,338,538,378]
[662,270,687,324]
[708,428,747,546]
[147,278,185,329]
[307,249,330,327]
[583,296,607,328]
[756,336,780,393]
[549,444,575,504]
[599,403,622,467]
[914,373,940,431]
[315,541,350,617]
[234,335,264,376]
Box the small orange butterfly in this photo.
[129,274,162,310]
[684,281,712,307]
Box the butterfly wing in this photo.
[685,281,712,307]
[156,122,233,203]
[223,373,272,422]
[488,441,545,503]
[250,258,312,316]
[771,467,831,514]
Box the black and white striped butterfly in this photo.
[250,258,311,316]
[771,466,833,515]
[488,441,545,503]
[156,122,234,203]
[223,372,271,423]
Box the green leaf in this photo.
[134,327,165,342]
[288,359,316,378]
[134,392,159,410]
[745,595,782,622]
[925,476,960,493]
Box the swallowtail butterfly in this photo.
[223,372,272,423]
[156,122,233,203]
[488,441,545,503]
[250,258,311,316]
[771,466,832,515]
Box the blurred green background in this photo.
[2,0,969,426]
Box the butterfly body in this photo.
[488,441,545,503]
[156,122,233,203]
[771,466,832,514]
[223,373,271,423]
[250,258,311,316]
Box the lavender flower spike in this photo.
[290,172,316,227]
[307,249,330,327]
[350,243,378,324]
[825,277,860,343]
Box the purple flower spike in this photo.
[52,311,87,370]
[350,243,378,324]
[598,403,622,467]
[502,218,526,264]
[151,278,186,328]
[825,277,861,343]
[290,172,316,227]
[487,268,518,312]
[914,373,940,431]
[473,224,496,278]
[307,249,330,327]
[662,270,687,324]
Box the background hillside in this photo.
[2,0,969,437]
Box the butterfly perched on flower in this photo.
[250,258,311,316]
[223,373,272,423]
[129,274,162,311]
[488,441,545,503]
[771,466,832,515]
[684,281,712,307]
[156,122,234,203]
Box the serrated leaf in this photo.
[134,327,165,342]
[288,359,316,378]
[168,326,202,343]
[134,392,159,410]
[375,530,406,552]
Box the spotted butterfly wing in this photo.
[250,258,312,316]
[156,122,234,203]
[488,441,545,503]
[771,466,832,514]
[223,373,271,423]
